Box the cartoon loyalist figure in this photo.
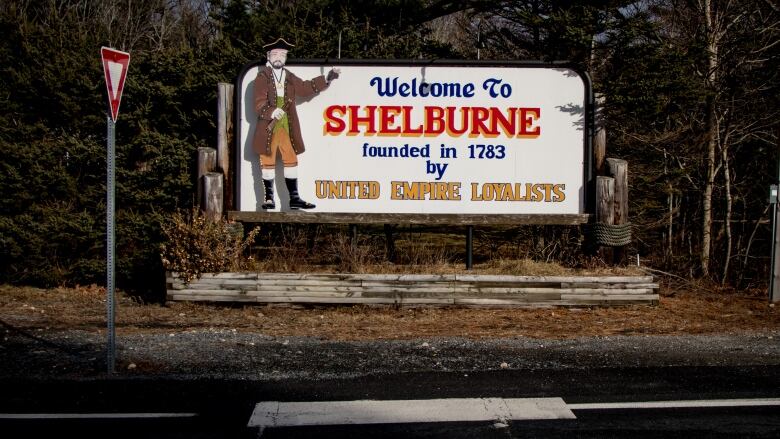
[252,37,340,210]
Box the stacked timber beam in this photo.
[166,272,659,307]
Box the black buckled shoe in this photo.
[285,178,316,210]
[261,179,276,210]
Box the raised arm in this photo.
[289,73,329,99]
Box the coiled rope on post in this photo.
[588,222,632,247]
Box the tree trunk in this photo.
[667,190,674,260]
[663,149,673,260]
[700,0,718,277]
[721,143,732,284]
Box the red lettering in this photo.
[518,108,540,137]
[469,107,494,136]
[445,107,468,136]
[402,106,424,135]
[491,107,516,137]
[323,105,346,135]
[379,106,402,135]
[348,105,377,135]
[424,106,445,135]
[324,105,540,137]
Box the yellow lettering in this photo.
[314,181,380,199]
[391,181,461,200]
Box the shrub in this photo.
[160,209,259,283]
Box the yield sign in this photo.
[101,47,130,122]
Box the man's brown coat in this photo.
[252,66,329,156]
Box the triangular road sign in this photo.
[101,47,130,122]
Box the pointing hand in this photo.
[327,68,341,82]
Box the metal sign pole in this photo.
[770,128,780,303]
[106,115,116,373]
[101,46,128,374]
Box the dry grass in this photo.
[1,280,778,341]
[246,258,645,276]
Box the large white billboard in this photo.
[236,61,588,215]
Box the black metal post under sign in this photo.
[466,226,474,270]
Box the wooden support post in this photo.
[384,224,396,262]
[202,172,223,223]
[466,225,474,270]
[594,129,606,176]
[607,159,628,226]
[217,83,234,211]
[607,158,628,264]
[306,224,317,252]
[596,176,615,261]
[594,94,606,176]
[350,224,358,249]
[197,147,217,209]
[586,93,606,255]
[596,176,615,224]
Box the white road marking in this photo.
[247,397,575,428]
[568,398,780,410]
[0,413,198,419]
[248,396,780,431]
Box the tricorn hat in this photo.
[263,37,295,52]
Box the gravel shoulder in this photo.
[2,328,779,380]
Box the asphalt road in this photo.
[2,365,780,438]
[2,328,779,437]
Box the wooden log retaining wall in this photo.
[166,272,659,307]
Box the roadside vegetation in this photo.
[159,210,645,282]
[1,1,778,302]
[1,283,777,340]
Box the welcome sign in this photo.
[235,61,588,215]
